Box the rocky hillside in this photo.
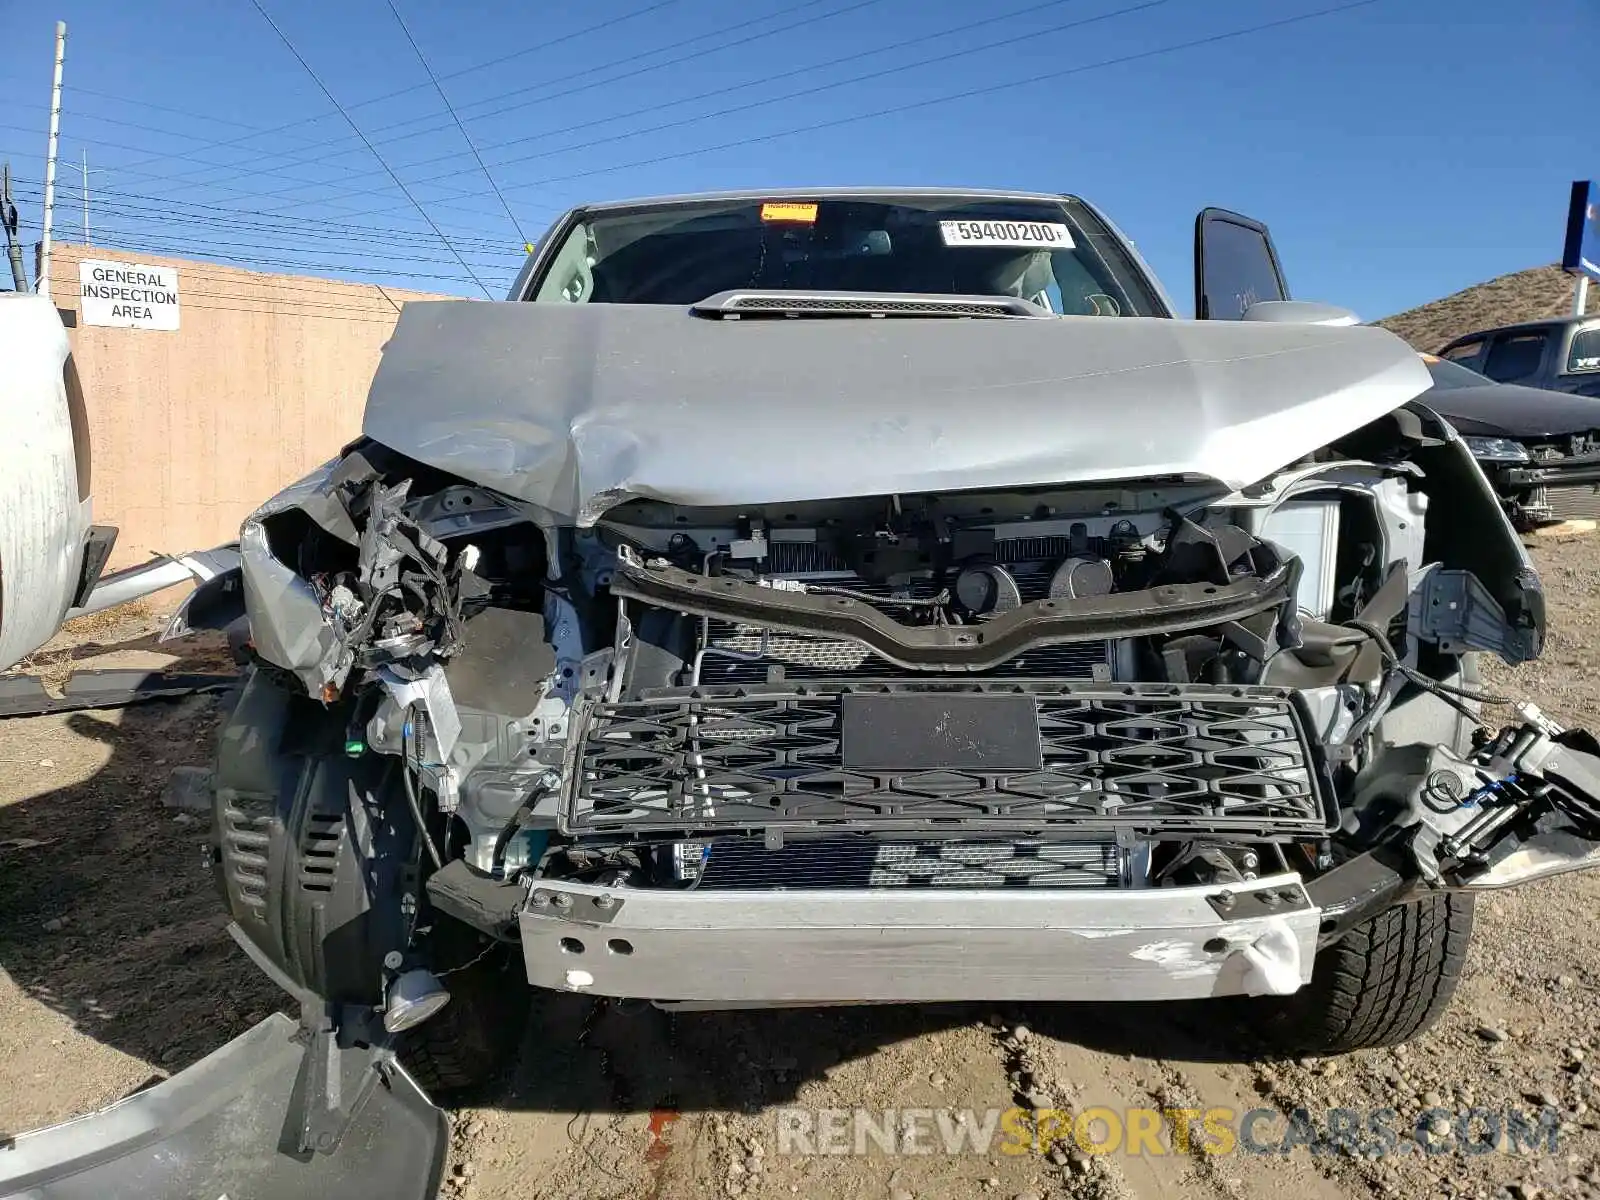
[1376,263,1583,351]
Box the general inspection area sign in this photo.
[78,258,180,330]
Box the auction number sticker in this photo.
[939,220,1074,249]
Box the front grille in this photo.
[1545,482,1600,521]
[692,836,1121,889]
[562,682,1331,837]
[699,620,1110,684]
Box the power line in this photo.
[385,0,528,245]
[482,0,1387,199]
[0,127,515,227]
[243,0,1168,218]
[114,0,681,181]
[187,0,876,194]
[7,174,519,247]
[206,0,1014,214]
[25,0,1381,246]
[263,0,1164,215]
[70,87,272,131]
[486,0,1161,174]
[24,0,821,224]
[118,284,427,315]
[80,235,497,284]
[2,115,407,207]
[6,177,523,254]
[80,220,517,267]
[246,0,494,298]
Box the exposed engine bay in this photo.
[156,274,1600,1149]
[192,388,1600,1016]
[30,192,1600,1200]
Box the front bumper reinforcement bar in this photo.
[518,872,1319,1003]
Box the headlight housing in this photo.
[1461,436,1530,464]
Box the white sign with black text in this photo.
[78,259,181,330]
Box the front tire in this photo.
[1255,892,1474,1054]
[398,927,529,1097]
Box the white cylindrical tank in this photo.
[0,292,90,671]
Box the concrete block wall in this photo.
[46,244,458,568]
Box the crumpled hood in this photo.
[362,301,1431,523]
[1425,380,1600,439]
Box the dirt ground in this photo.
[5,537,1600,1200]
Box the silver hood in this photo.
[362,301,1431,524]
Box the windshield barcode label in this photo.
[939,220,1074,249]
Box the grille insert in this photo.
[698,621,1110,683]
[561,683,1331,837]
[1545,482,1600,522]
[692,836,1122,889]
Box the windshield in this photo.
[525,195,1166,317]
[1423,355,1495,390]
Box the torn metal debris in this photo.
[0,670,235,719]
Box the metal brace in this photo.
[526,885,624,924]
[287,1001,391,1156]
[1206,883,1310,919]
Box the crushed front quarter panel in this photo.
[361,301,1432,523]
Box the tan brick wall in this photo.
[47,244,458,568]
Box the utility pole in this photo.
[2,164,27,291]
[79,149,88,244]
[2,163,28,291]
[38,20,66,295]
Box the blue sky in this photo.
[0,0,1592,315]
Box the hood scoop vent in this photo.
[689,289,1050,320]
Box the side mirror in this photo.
[1239,299,1361,327]
[1193,207,1288,320]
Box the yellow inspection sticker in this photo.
[760,201,819,223]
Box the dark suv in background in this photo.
[1438,314,1600,398]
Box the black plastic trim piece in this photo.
[70,524,119,608]
[611,553,1293,672]
[1303,847,1418,947]
[0,671,235,719]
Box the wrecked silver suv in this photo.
[192,191,1600,1110]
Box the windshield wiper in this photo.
[689,289,1053,320]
